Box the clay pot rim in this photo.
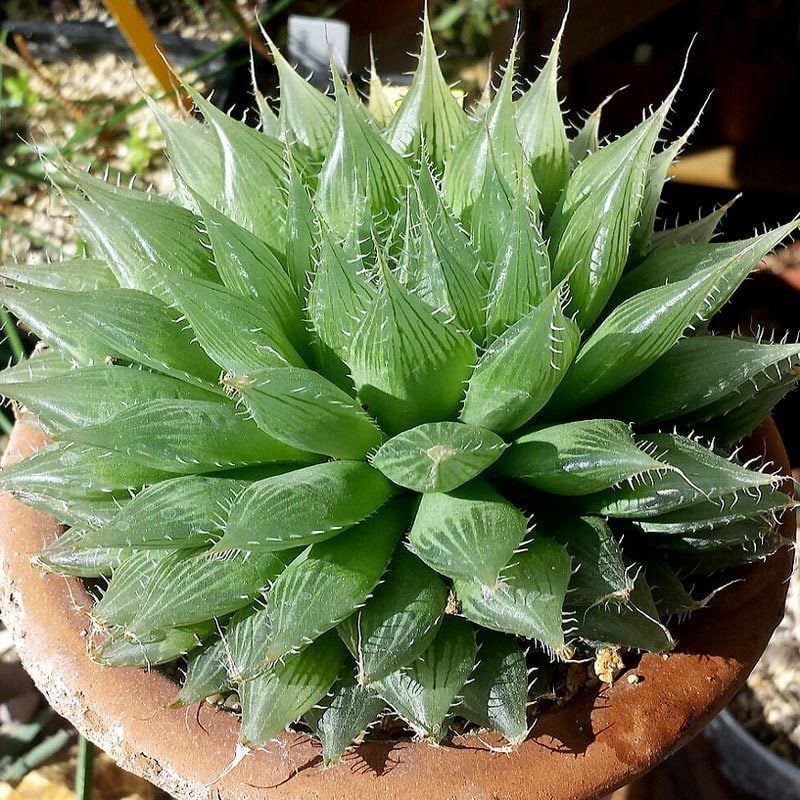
[0,416,794,800]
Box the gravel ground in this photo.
[730,548,800,765]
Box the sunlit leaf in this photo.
[499,419,668,495]
[603,335,800,425]
[218,461,394,551]
[305,672,385,765]
[187,88,290,252]
[550,80,678,327]
[461,284,579,434]
[371,421,506,493]
[486,178,551,340]
[515,17,568,216]
[230,367,384,460]
[66,399,318,474]
[68,171,216,295]
[0,364,219,433]
[581,433,778,518]
[0,285,220,387]
[261,499,409,663]
[385,12,470,169]
[152,265,305,376]
[82,475,246,549]
[348,255,476,435]
[316,70,410,240]
[454,534,570,652]
[239,632,347,747]
[408,479,527,586]
[0,258,116,291]
[338,548,448,684]
[374,616,476,741]
[460,630,528,747]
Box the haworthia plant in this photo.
[1,10,796,762]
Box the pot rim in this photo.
[0,416,794,800]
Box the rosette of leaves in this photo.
[1,13,797,763]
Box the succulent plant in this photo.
[1,12,797,762]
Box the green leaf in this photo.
[68,172,216,295]
[460,630,528,747]
[307,219,376,390]
[175,636,230,705]
[270,40,337,165]
[187,89,290,253]
[602,336,800,425]
[408,480,527,586]
[0,258,116,291]
[645,560,705,618]
[146,97,222,208]
[316,71,410,240]
[498,419,669,495]
[662,523,782,575]
[122,548,290,634]
[152,266,305,376]
[218,461,394,552]
[550,82,677,327]
[0,285,220,387]
[467,139,516,264]
[569,99,606,167]
[305,672,385,765]
[0,364,219,433]
[628,104,705,263]
[66,399,318,474]
[219,605,273,684]
[400,169,487,340]
[515,17,569,216]
[454,534,571,652]
[0,351,71,383]
[461,285,579,434]
[92,549,175,628]
[571,572,673,652]
[284,151,317,298]
[338,549,448,684]
[633,485,795,534]
[649,196,738,255]
[194,193,306,351]
[371,421,507,493]
[231,367,383,460]
[699,372,800,446]
[0,441,172,512]
[348,256,476,435]
[82,475,246,549]
[239,632,347,747]
[444,42,524,219]
[374,615,476,741]
[262,499,409,663]
[486,180,551,340]
[546,228,796,415]
[384,12,470,169]
[36,527,128,578]
[368,56,396,127]
[548,515,632,606]
[581,433,778,518]
[615,220,799,307]
[90,622,211,667]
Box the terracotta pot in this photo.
[0,416,794,800]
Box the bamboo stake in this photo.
[99,0,190,110]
